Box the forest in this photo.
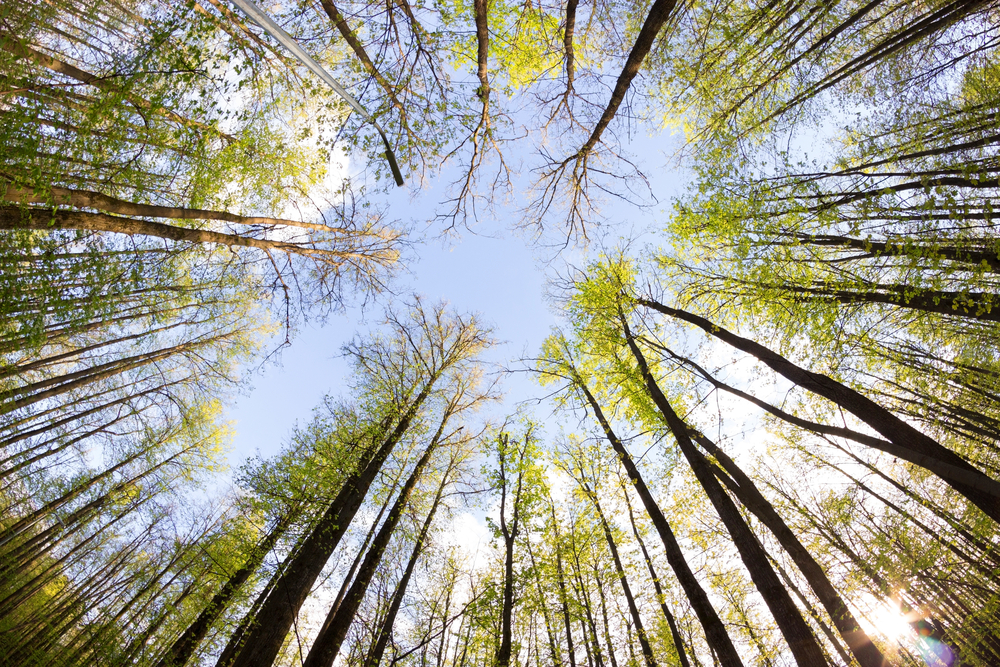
[2,0,999,666]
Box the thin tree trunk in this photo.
[365,466,450,666]
[686,430,887,667]
[154,507,302,667]
[302,416,449,667]
[584,485,657,667]
[3,182,336,232]
[621,486,692,667]
[0,206,364,262]
[526,538,562,666]
[562,350,745,667]
[550,500,578,667]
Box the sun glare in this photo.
[867,596,914,642]
[858,594,958,667]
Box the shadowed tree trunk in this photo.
[302,412,452,667]
[553,342,745,667]
[364,458,452,666]
[621,486,692,667]
[154,507,302,667]
[687,429,887,667]
[227,380,437,667]
[549,499,578,667]
[620,309,830,666]
[582,482,657,667]
[637,297,1000,521]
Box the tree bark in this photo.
[620,311,829,666]
[154,508,301,667]
[790,232,1000,272]
[687,430,887,667]
[227,378,438,667]
[575,0,676,156]
[621,488,692,667]
[3,182,339,233]
[364,464,450,666]
[302,416,448,667]
[637,297,1000,521]
[779,281,1000,323]
[549,500,578,667]
[0,206,367,262]
[584,484,657,667]
[495,433,524,667]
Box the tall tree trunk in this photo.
[227,377,439,667]
[301,416,449,667]
[637,297,1000,520]
[569,528,604,667]
[686,430,887,667]
[584,484,657,667]
[364,464,450,666]
[620,310,829,666]
[549,500,578,667]
[154,507,302,667]
[0,206,361,262]
[575,0,677,156]
[621,486,693,667]
[494,431,528,667]
[777,281,1000,323]
[592,567,620,667]
[526,539,562,666]
[561,350,745,667]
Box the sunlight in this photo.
[867,596,913,642]
[859,594,958,667]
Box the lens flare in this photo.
[859,594,957,667]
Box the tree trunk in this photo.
[576,0,677,156]
[566,358,745,667]
[549,500,578,667]
[585,485,657,667]
[227,377,439,667]
[154,507,301,667]
[688,430,886,667]
[621,487,692,667]
[302,416,448,667]
[0,206,360,261]
[365,464,450,666]
[620,311,829,666]
[637,297,1000,520]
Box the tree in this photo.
[227,300,491,667]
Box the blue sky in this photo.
[224,122,688,465]
[225,228,563,462]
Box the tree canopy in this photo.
[4,0,1000,666]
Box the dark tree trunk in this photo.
[621,488,692,667]
[566,360,745,667]
[576,0,677,155]
[584,486,657,667]
[302,419,446,667]
[780,281,1000,323]
[549,501,578,667]
[620,311,829,666]
[637,297,1000,521]
[687,430,886,667]
[227,379,438,667]
[364,468,448,667]
[154,507,301,667]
